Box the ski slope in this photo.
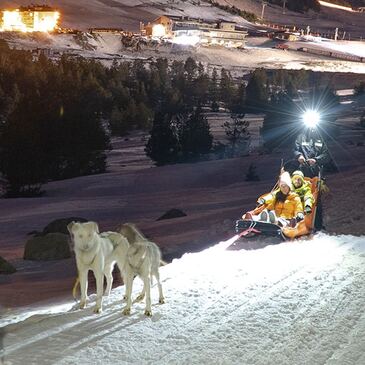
[2,233,365,365]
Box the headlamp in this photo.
[302,110,320,128]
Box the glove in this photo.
[257,198,265,206]
[304,205,312,215]
[298,155,306,164]
[296,212,304,222]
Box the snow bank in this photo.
[2,233,365,364]
[305,38,365,59]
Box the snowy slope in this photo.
[2,233,365,365]
[216,0,365,38]
[0,0,253,31]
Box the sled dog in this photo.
[119,223,165,316]
[67,221,129,313]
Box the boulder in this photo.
[43,217,88,235]
[24,233,71,261]
[0,256,16,274]
[157,209,187,221]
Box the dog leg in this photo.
[116,260,127,301]
[143,276,152,316]
[133,288,145,303]
[153,269,165,304]
[122,271,133,315]
[94,271,104,314]
[79,269,88,309]
[104,263,114,297]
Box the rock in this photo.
[43,217,88,235]
[157,209,187,221]
[24,233,71,261]
[0,256,16,274]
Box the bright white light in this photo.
[1,10,59,32]
[172,34,200,46]
[2,10,26,32]
[152,24,166,37]
[303,110,320,128]
[33,11,60,32]
[318,0,356,12]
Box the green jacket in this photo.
[294,180,314,208]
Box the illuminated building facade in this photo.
[0,5,60,32]
[141,15,248,48]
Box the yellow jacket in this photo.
[265,190,303,220]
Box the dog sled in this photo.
[228,171,322,250]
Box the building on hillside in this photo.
[0,5,60,32]
[274,31,299,41]
[89,28,127,35]
[141,15,248,48]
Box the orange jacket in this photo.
[265,191,303,220]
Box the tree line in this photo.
[0,39,346,196]
[267,0,321,13]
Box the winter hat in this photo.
[279,171,293,190]
[292,170,304,183]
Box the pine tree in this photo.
[193,73,210,105]
[219,68,235,107]
[222,115,251,157]
[136,102,153,130]
[145,112,180,165]
[245,69,269,113]
[184,57,197,82]
[110,106,129,136]
[261,92,297,152]
[179,106,213,159]
[209,67,219,103]
[307,85,340,138]
[353,80,364,95]
[229,82,246,115]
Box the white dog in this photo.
[119,223,165,316]
[67,221,129,313]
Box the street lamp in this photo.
[261,1,267,20]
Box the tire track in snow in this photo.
[178,239,345,331]
[202,243,365,365]
[158,238,355,364]
[4,236,364,365]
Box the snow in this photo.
[303,38,365,59]
[4,30,365,75]
[2,233,365,364]
[0,0,254,31]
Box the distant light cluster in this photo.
[0,6,60,33]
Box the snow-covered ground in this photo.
[300,37,365,59]
[2,233,365,365]
[3,31,365,75]
[2,0,365,75]
[0,0,253,31]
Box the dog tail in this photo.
[72,277,80,300]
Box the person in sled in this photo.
[291,170,314,215]
[255,172,304,227]
[294,124,330,178]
